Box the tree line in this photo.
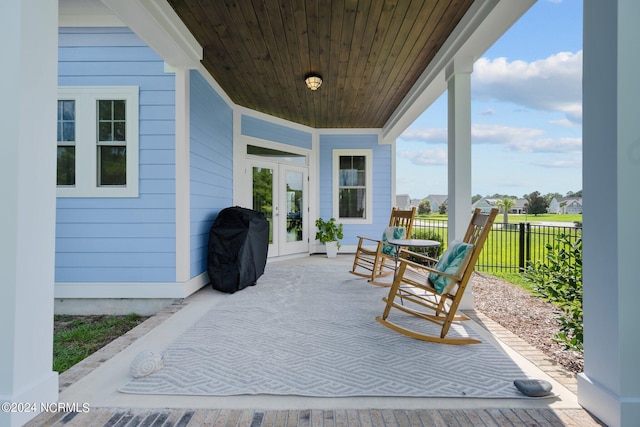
[417,190,582,216]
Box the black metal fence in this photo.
[411,219,582,272]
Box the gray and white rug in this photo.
[120,263,538,398]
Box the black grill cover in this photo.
[207,206,269,293]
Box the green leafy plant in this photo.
[524,234,583,351]
[409,229,444,259]
[315,217,344,249]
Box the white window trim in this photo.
[332,148,373,224]
[57,86,139,198]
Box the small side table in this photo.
[387,238,440,284]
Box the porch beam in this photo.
[0,1,60,425]
[579,1,640,426]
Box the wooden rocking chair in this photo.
[349,207,417,285]
[376,208,498,344]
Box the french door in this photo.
[250,161,308,257]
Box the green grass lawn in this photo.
[418,213,582,224]
[413,213,582,290]
[53,314,148,373]
[489,271,535,293]
[503,213,582,224]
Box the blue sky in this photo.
[396,0,583,200]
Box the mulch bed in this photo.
[473,272,584,373]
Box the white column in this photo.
[0,1,60,426]
[175,68,191,282]
[446,60,474,309]
[578,1,640,426]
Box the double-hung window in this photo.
[332,149,372,223]
[57,87,139,197]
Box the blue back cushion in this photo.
[428,241,473,294]
[381,227,406,256]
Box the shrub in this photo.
[523,234,583,351]
[409,229,444,259]
[418,199,431,215]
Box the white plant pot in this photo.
[325,241,339,258]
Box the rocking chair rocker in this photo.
[376,208,498,344]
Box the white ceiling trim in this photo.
[100,0,202,69]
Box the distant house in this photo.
[426,195,448,213]
[549,197,583,214]
[395,194,412,210]
[472,197,497,214]
[472,197,526,215]
[512,198,528,214]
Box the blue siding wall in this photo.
[318,134,392,246]
[189,71,234,277]
[56,28,177,282]
[242,115,312,149]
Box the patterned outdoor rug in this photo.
[120,263,540,398]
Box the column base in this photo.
[578,372,640,427]
[0,371,58,427]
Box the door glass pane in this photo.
[285,171,303,242]
[253,167,274,244]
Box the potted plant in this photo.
[315,217,344,258]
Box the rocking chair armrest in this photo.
[396,249,462,282]
[354,236,387,255]
[356,236,383,245]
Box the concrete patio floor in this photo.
[28,255,604,426]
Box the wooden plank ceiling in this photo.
[168,0,474,129]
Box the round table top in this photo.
[388,238,440,247]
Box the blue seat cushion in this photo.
[428,241,473,294]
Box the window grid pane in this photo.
[57,100,76,143]
[339,189,366,218]
[98,146,127,186]
[57,147,75,186]
[97,100,126,144]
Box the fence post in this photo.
[519,223,525,271]
[525,222,531,266]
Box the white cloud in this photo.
[549,118,575,127]
[510,137,582,153]
[399,124,581,154]
[473,51,582,124]
[472,124,545,145]
[529,158,582,168]
[399,128,447,144]
[398,149,447,166]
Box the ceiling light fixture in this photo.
[304,73,322,91]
